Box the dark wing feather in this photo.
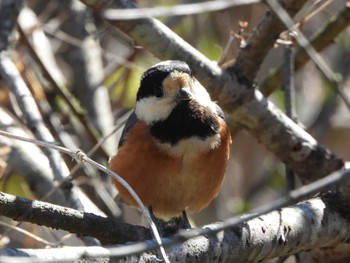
[214,103,226,120]
[118,110,138,148]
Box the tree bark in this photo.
[80,0,344,183]
[0,191,350,262]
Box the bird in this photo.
[109,60,231,234]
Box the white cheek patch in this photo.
[135,97,176,125]
[190,79,218,114]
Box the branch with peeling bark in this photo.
[1,189,350,262]
[0,160,350,261]
[1,0,349,262]
[0,191,150,244]
[0,128,349,261]
[80,0,344,182]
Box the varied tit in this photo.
[109,60,231,233]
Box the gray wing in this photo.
[118,110,138,148]
[214,103,226,120]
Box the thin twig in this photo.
[102,164,350,259]
[282,40,295,120]
[103,0,261,20]
[0,129,169,263]
[217,31,236,66]
[0,52,69,184]
[1,128,349,259]
[260,3,350,96]
[82,0,346,183]
[1,162,349,261]
[17,24,109,160]
[282,36,296,191]
[0,220,56,248]
[295,0,334,28]
[226,0,307,79]
[266,0,350,112]
[42,122,124,203]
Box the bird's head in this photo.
[135,60,219,124]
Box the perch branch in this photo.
[0,153,349,260]
[80,0,345,183]
[0,129,168,262]
[1,189,350,262]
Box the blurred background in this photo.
[0,0,349,259]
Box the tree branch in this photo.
[260,3,350,96]
[1,1,348,261]
[0,52,97,213]
[16,25,109,160]
[0,108,67,205]
[0,53,69,186]
[0,0,24,52]
[55,2,117,156]
[1,191,350,262]
[103,0,260,19]
[228,0,307,80]
[0,129,169,261]
[266,0,350,111]
[1,124,349,248]
[0,191,151,244]
[80,0,344,183]
[1,164,350,261]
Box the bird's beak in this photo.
[176,87,192,102]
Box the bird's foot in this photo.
[149,209,191,236]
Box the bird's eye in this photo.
[154,86,164,98]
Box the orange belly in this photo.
[109,120,230,219]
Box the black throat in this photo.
[150,100,220,145]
